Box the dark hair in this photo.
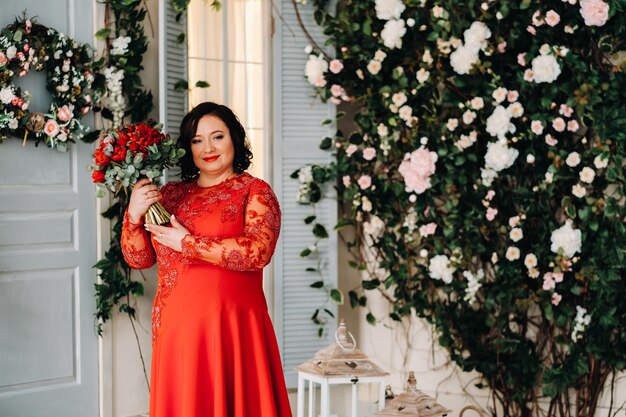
[177,102,253,182]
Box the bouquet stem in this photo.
[145,202,171,225]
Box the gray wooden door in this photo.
[0,0,99,416]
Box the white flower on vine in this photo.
[531,54,561,83]
[450,43,479,75]
[305,54,328,87]
[111,36,132,55]
[550,222,582,258]
[381,19,406,49]
[416,68,430,84]
[375,0,405,20]
[486,106,515,139]
[429,254,456,284]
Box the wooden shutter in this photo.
[159,0,188,181]
[272,0,338,388]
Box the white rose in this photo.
[579,167,595,183]
[374,49,387,61]
[462,110,477,124]
[593,155,609,169]
[572,184,587,198]
[111,36,131,55]
[450,43,480,75]
[463,21,491,49]
[524,253,537,269]
[398,105,412,121]
[8,118,18,129]
[367,60,382,75]
[492,87,508,103]
[446,118,459,131]
[486,105,515,139]
[471,97,484,110]
[531,54,561,83]
[6,45,17,59]
[505,246,521,261]
[375,0,406,20]
[363,215,385,239]
[481,167,498,186]
[510,228,524,242]
[484,140,519,172]
[392,92,407,107]
[0,87,14,104]
[429,255,456,284]
[416,68,430,84]
[507,102,524,118]
[377,123,389,137]
[566,152,581,167]
[305,54,328,87]
[550,222,582,258]
[381,19,406,49]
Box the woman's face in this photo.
[191,115,235,180]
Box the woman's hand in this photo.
[128,178,161,224]
[145,215,190,252]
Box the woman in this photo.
[121,102,292,417]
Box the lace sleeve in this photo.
[121,210,157,269]
[180,180,281,271]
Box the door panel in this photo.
[0,0,99,416]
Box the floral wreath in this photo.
[0,16,96,151]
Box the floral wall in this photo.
[297,0,626,415]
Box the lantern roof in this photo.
[296,319,389,378]
[374,371,452,417]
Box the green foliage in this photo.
[296,0,626,415]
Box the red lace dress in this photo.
[121,173,292,417]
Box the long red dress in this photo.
[121,173,292,417]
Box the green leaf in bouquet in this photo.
[133,154,144,165]
[177,149,186,158]
[127,165,136,175]
[96,188,107,198]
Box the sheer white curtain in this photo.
[187,0,269,179]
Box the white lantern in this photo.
[296,319,389,417]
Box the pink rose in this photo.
[531,120,544,135]
[486,207,498,221]
[517,53,526,66]
[545,134,558,146]
[25,19,32,34]
[580,0,610,26]
[44,119,60,137]
[21,102,29,111]
[363,147,377,161]
[23,44,30,52]
[357,175,372,190]
[419,222,437,237]
[567,120,580,132]
[559,104,573,117]
[342,175,351,187]
[329,59,344,74]
[551,293,562,306]
[527,26,537,36]
[0,52,7,66]
[398,147,438,194]
[330,84,344,97]
[57,105,73,122]
[545,10,560,27]
[542,274,556,291]
[552,117,566,132]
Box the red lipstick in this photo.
[203,155,219,162]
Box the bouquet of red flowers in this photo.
[89,122,184,224]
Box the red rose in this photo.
[94,149,110,167]
[111,146,127,162]
[92,170,106,183]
